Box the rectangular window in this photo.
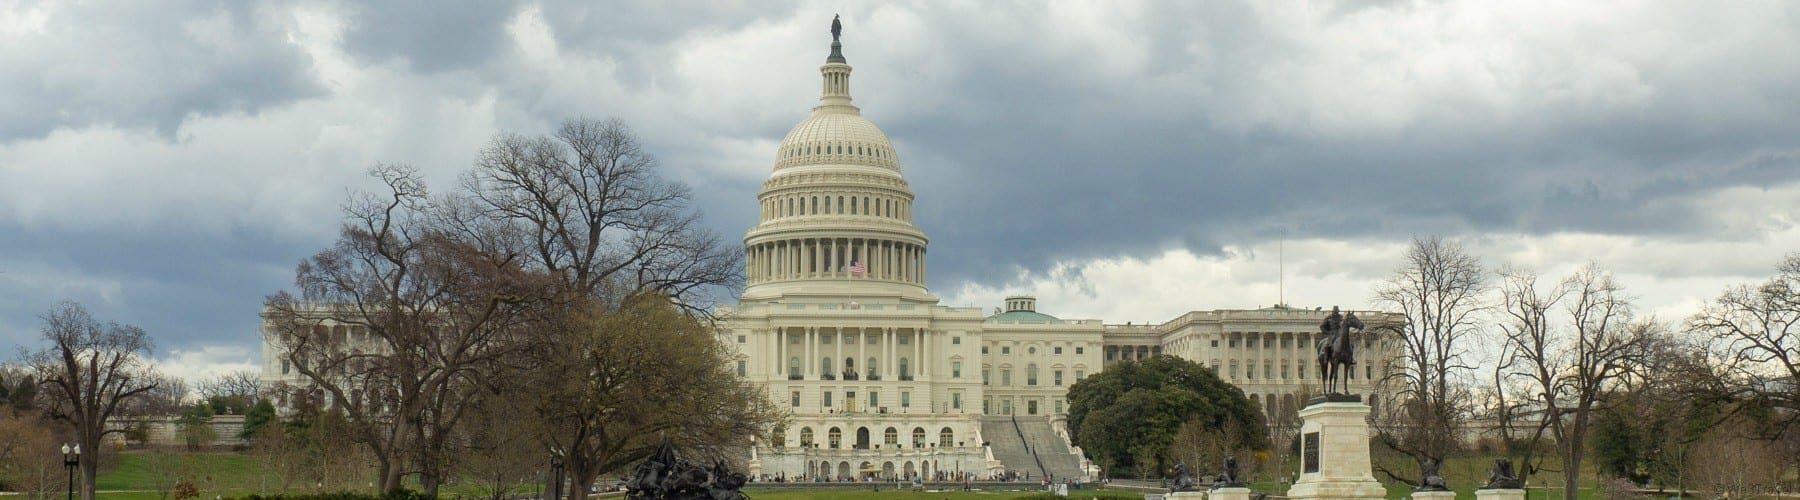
[983,369,990,385]
[1247,363,1255,380]
[1367,364,1374,380]
[789,335,799,344]
[281,359,290,375]
[791,391,801,407]
[899,336,909,344]
[952,392,962,409]
[1211,339,1219,348]
[824,391,833,407]
[868,334,877,344]
[1298,364,1306,380]
[1265,338,1273,349]
[1028,370,1038,386]
[736,360,746,376]
[1230,361,1239,379]
[1282,364,1290,379]
[1054,370,1064,386]
[870,392,879,407]
[823,335,832,344]
[1054,347,1063,355]
[982,346,989,354]
[1265,363,1272,379]
[1075,370,1085,381]
[952,361,962,378]
[737,335,746,343]
[1002,370,1012,386]
[1281,337,1290,349]
[1229,338,1238,348]
[901,392,911,408]
[1055,399,1064,414]
[1002,346,1010,354]
[1075,347,1084,354]
[953,336,961,345]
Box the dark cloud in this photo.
[0,1,323,140]
[3,1,1799,373]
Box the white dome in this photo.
[773,111,901,171]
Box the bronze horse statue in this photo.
[1315,306,1364,395]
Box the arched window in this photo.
[867,357,878,379]
[837,196,845,214]
[851,197,858,215]
[939,427,954,448]
[898,358,910,379]
[800,427,815,447]
[789,357,800,378]
[821,357,832,376]
[911,427,926,448]
[884,427,899,446]
[811,196,818,214]
[828,427,842,449]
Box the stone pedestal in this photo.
[1411,490,1456,500]
[1206,487,1252,500]
[1285,401,1386,500]
[1165,492,1206,499]
[1476,489,1526,500]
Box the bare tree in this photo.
[1370,236,1486,483]
[24,301,160,500]
[1495,263,1648,500]
[0,409,65,500]
[462,118,741,312]
[194,369,262,414]
[1689,252,1800,435]
[263,164,542,495]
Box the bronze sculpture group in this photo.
[625,438,749,500]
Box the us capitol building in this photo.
[716,27,1400,482]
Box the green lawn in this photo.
[96,451,269,495]
[741,490,1139,500]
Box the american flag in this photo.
[849,259,866,275]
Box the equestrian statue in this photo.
[1315,306,1365,395]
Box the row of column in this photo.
[774,326,932,380]
[747,238,926,284]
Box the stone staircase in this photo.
[979,416,1089,481]
[1015,416,1086,481]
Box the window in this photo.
[824,391,833,407]
[953,336,961,345]
[1211,339,1219,348]
[736,360,746,376]
[1028,347,1036,354]
[867,334,877,344]
[1075,347,1084,355]
[791,391,801,407]
[737,335,746,343]
[1027,364,1039,386]
[281,359,290,374]
[1265,338,1273,348]
[1367,364,1374,380]
[790,334,799,344]
[912,428,926,448]
[899,358,910,379]
[1298,363,1306,380]
[1054,347,1063,355]
[870,392,879,407]
[1265,362,1272,379]
[940,427,955,448]
[828,427,842,449]
[1002,369,1012,386]
[981,346,988,354]
[952,361,962,378]
[800,427,814,447]
[1075,370,1085,381]
[1248,362,1256,380]
[772,427,786,448]
[899,335,909,344]
[901,392,911,408]
[885,427,899,446]
[1002,346,1010,354]
[789,358,801,378]
[1281,337,1290,349]
[1055,399,1064,414]
[1230,361,1239,379]
[1054,370,1064,386]
[1229,338,1238,348]
[823,334,832,344]
[1281,363,1290,379]
[951,393,962,410]
[1027,400,1038,415]
[983,369,990,385]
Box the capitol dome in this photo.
[739,34,932,302]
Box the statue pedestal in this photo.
[1286,401,1386,500]
[1411,490,1455,500]
[1207,487,1253,500]
[1476,489,1525,500]
[1165,492,1206,499]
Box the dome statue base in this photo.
[1477,489,1526,500]
[1285,401,1386,500]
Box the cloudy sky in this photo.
[3,1,1798,382]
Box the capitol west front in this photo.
[717,32,1399,482]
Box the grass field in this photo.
[740,490,1138,500]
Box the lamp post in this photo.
[60,442,80,500]
[546,447,565,500]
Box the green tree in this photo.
[241,398,277,440]
[1067,355,1267,478]
[176,402,217,450]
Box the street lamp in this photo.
[547,447,565,500]
[60,442,80,500]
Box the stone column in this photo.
[834,327,843,378]
[1475,489,1525,500]
[857,327,867,379]
[1286,400,1385,500]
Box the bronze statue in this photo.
[1417,457,1449,491]
[1315,306,1364,395]
[627,438,750,500]
[1483,457,1522,489]
[1213,456,1244,489]
[830,15,842,42]
[1169,462,1197,492]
